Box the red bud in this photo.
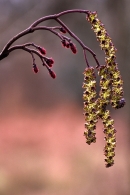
[60,27,67,33]
[46,58,54,67]
[49,58,54,65]
[61,40,67,47]
[33,64,38,73]
[66,43,70,48]
[38,47,46,55]
[49,69,56,79]
[70,43,77,54]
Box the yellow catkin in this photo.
[97,65,112,112]
[87,11,125,109]
[96,66,116,167]
[101,110,116,167]
[105,57,125,109]
[82,67,98,145]
[85,11,125,167]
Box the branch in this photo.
[0,9,100,68]
[30,9,89,27]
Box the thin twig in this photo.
[83,49,89,67]
[8,45,43,59]
[31,9,89,27]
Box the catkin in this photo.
[83,67,98,145]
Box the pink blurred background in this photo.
[0,0,129,195]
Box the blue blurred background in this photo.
[0,0,129,195]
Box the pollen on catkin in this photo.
[101,110,116,167]
[82,67,98,145]
[87,11,125,110]
[106,57,125,109]
[82,11,125,167]
[87,11,117,58]
[96,65,112,118]
[98,65,112,104]
[96,65,116,167]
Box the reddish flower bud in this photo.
[33,64,38,73]
[66,43,70,48]
[60,27,67,33]
[46,58,54,67]
[61,40,67,47]
[38,46,46,55]
[49,69,56,79]
[70,43,77,54]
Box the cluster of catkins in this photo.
[83,11,125,167]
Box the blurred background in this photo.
[0,0,129,195]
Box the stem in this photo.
[30,52,35,64]
[31,9,89,27]
[33,26,63,40]
[83,49,90,67]
[8,45,44,59]
[0,28,33,54]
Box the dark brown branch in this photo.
[0,9,100,68]
[0,28,33,55]
[83,49,89,67]
[31,9,89,27]
[8,45,43,59]
[0,9,88,56]
[33,26,63,40]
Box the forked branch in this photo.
[0,9,100,76]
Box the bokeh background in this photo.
[0,0,129,195]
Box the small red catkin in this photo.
[66,43,70,48]
[70,43,77,54]
[46,58,54,67]
[60,27,67,33]
[61,40,70,49]
[38,46,46,55]
[61,40,67,47]
[33,64,38,73]
[49,69,56,79]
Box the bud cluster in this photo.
[30,44,56,78]
[61,40,77,54]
